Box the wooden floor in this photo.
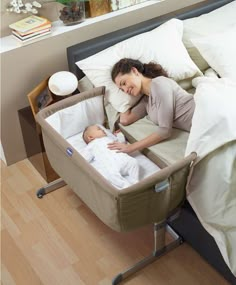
[1,159,229,285]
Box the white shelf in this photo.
[0,0,162,54]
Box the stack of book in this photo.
[9,15,52,44]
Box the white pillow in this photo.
[183,1,236,71]
[46,95,105,139]
[191,26,236,81]
[76,18,201,113]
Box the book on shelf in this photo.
[13,21,52,37]
[12,28,51,40]
[9,15,51,33]
[12,30,52,44]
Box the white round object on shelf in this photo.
[48,71,78,96]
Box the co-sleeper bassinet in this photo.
[36,86,196,284]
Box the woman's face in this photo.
[114,68,142,96]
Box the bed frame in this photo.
[66,0,236,284]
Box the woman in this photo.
[108,58,195,154]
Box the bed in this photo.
[36,0,236,284]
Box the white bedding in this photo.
[186,77,236,276]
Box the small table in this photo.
[18,77,78,183]
[18,106,59,183]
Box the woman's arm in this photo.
[120,96,147,126]
[119,109,140,125]
[108,131,170,154]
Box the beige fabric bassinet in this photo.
[36,86,196,233]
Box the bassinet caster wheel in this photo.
[36,188,45,198]
[36,179,66,198]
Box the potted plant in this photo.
[56,0,85,25]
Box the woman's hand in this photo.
[107,141,133,154]
[108,132,164,154]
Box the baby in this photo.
[82,124,140,189]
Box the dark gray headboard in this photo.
[67,0,233,79]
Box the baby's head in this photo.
[83,125,106,144]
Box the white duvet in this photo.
[185,77,236,276]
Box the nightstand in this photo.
[18,76,78,183]
[18,106,59,183]
[18,77,59,183]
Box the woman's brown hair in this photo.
[111,58,168,82]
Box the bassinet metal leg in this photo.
[36,178,66,198]
[112,222,183,285]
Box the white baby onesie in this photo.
[83,134,140,189]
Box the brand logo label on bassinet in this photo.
[66,147,73,156]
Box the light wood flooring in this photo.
[1,159,229,285]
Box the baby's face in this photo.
[89,125,106,139]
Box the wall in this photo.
[0,0,204,165]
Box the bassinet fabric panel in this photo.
[117,184,170,231]
[46,96,105,139]
[168,165,190,212]
[116,153,197,231]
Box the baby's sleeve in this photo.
[80,147,94,162]
[115,132,126,143]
